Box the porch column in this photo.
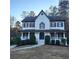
[28,32,30,39]
[21,32,24,40]
[35,32,39,42]
[56,33,58,40]
[22,32,23,37]
[54,32,56,40]
[63,33,67,45]
[63,33,66,39]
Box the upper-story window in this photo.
[57,22,63,27]
[50,22,56,27]
[23,22,35,28]
[61,22,64,27]
[30,22,35,27]
[23,23,25,28]
[26,22,28,27]
[39,22,45,29]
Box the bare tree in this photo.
[10,16,15,28]
[49,5,58,16]
[29,11,35,17]
[49,5,53,12]
[21,11,29,18]
[58,0,69,17]
[15,21,21,30]
[21,10,35,18]
[45,10,49,16]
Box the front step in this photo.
[38,40,44,45]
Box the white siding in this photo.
[35,13,50,30]
[22,21,64,30]
[22,13,64,30]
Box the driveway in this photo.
[10,45,69,59]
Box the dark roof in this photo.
[20,29,66,33]
[22,16,37,22]
[47,16,66,21]
[22,10,66,22]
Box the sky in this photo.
[10,0,59,22]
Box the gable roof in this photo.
[22,16,37,22]
[22,10,66,22]
[35,10,49,20]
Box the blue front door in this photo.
[39,32,44,39]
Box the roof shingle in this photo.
[22,10,66,22]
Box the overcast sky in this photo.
[10,0,59,21]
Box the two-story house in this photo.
[20,10,67,45]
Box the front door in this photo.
[38,32,45,45]
[39,32,44,39]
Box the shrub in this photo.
[18,33,37,45]
[14,36,21,45]
[30,33,37,44]
[25,39,31,44]
[45,35,50,45]
[10,37,15,45]
[19,39,30,45]
[56,40,60,45]
[10,36,21,45]
[51,40,55,45]
[61,38,66,46]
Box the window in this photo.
[26,22,28,27]
[57,22,63,27]
[30,32,34,35]
[51,33,54,37]
[23,22,35,28]
[27,22,31,27]
[58,33,63,37]
[29,22,35,27]
[57,22,59,27]
[61,22,63,27]
[39,22,45,29]
[23,23,25,28]
[31,22,35,27]
[50,22,56,27]
[29,22,31,27]
[32,22,35,27]
[28,22,30,27]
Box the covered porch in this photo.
[20,30,67,44]
[20,32,35,40]
[50,32,66,41]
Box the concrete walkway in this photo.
[10,45,17,48]
[11,44,44,51]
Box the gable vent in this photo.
[41,12,43,15]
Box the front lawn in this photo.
[11,45,69,59]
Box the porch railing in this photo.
[51,37,66,40]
